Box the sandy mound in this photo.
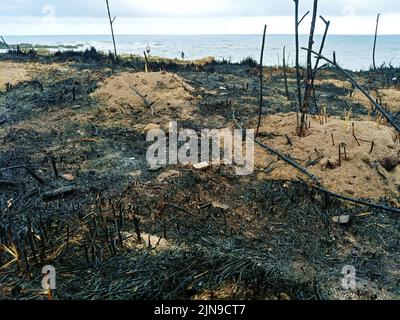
[348,87,400,113]
[92,72,197,131]
[0,62,31,92]
[255,113,400,202]
[0,61,72,93]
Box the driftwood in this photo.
[301,48,400,133]
[255,24,267,138]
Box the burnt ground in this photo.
[0,50,399,300]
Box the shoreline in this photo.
[2,34,400,71]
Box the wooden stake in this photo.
[143,51,149,73]
[133,216,141,242]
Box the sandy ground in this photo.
[255,113,400,201]
[0,62,30,92]
[91,71,198,133]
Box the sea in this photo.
[1,34,400,71]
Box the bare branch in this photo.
[298,11,310,25]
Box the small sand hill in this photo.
[91,72,197,131]
[0,62,30,92]
[256,113,400,202]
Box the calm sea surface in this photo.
[2,34,400,70]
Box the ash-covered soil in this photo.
[0,50,399,300]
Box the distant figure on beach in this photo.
[146,43,151,56]
[181,52,185,60]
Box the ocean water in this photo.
[1,34,400,71]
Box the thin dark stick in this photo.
[256,24,267,139]
[314,16,331,73]
[302,48,400,133]
[0,36,11,51]
[373,13,381,70]
[106,0,118,60]
[352,123,361,146]
[313,185,400,214]
[299,11,310,25]
[50,154,59,178]
[283,46,290,100]
[25,166,45,185]
[369,141,375,154]
[309,15,330,115]
[294,0,303,128]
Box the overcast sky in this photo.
[1,0,400,35]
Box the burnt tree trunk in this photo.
[299,0,318,136]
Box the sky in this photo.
[1,0,400,35]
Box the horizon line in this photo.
[3,33,400,37]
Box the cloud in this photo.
[1,0,400,18]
